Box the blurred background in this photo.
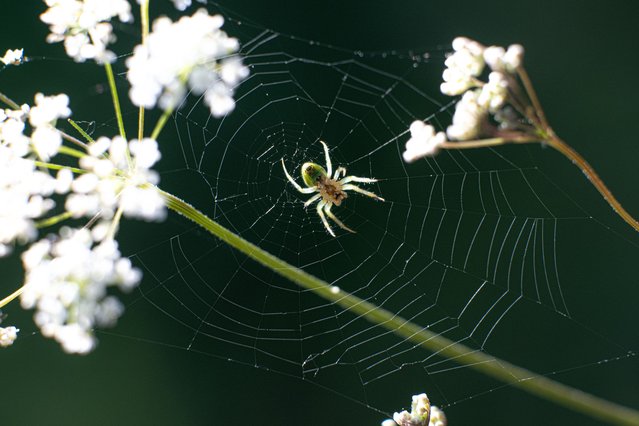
[1,1,638,425]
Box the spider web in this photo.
[8,2,638,424]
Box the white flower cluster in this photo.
[428,406,447,426]
[126,9,249,117]
[0,326,19,347]
[0,93,71,256]
[66,136,166,223]
[442,37,524,141]
[20,228,141,354]
[403,121,447,163]
[1,92,166,352]
[440,37,485,96]
[382,393,446,426]
[1,49,24,66]
[40,0,132,63]
[402,37,525,163]
[30,93,72,160]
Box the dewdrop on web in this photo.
[382,393,447,426]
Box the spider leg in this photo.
[281,158,316,194]
[333,166,347,180]
[340,175,378,184]
[320,140,332,177]
[325,203,355,234]
[341,183,385,202]
[304,193,322,208]
[316,200,335,237]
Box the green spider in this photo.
[281,141,385,237]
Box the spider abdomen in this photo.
[318,176,347,206]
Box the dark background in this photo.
[1,1,638,425]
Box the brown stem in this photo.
[441,136,538,150]
[546,134,639,232]
[517,66,549,129]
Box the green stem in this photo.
[151,108,172,140]
[33,161,84,174]
[35,211,74,228]
[104,61,127,140]
[137,0,150,142]
[0,286,23,309]
[57,145,86,159]
[0,92,20,109]
[158,187,639,426]
[67,119,95,143]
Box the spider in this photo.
[281,141,385,237]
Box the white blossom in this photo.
[403,121,447,163]
[28,93,71,160]
[20,228,142,354]
[440,37,486,96]
[40,0,132,63]
[1,49,24,66]
[0,326,19,347]
[66,136,166,222]
[484,43,524,72]
[477,71,509,112]
[429,406,447,426]
[392,393,435,426]
[171,0,192,11]
[446,89,488,141]
[126,9,249,117]
[0,146,56,256]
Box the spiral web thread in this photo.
[111,2,638,414]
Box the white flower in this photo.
[440,37,486,96]
[403,121,447,162]
[477,71,509,112]
[1,49,24,66]
[429,406,447,426]
[0,326,19,347]
[40,0,132,63]
[446,90,488,141]
[392,393,433,426]
[126,9,249,117]
[0,145,56,256]
[28,93,71,160]
[171,0,192,11]
[20,228,142,354]
[66,136,166,222]
[484,44,524,72]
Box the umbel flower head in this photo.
[0,91,166,353]
[126,8,249,117]
[0,93,71,256]
[20,227,141,354]
[382,393,447,426]
[0,326,19,347]
[403,37,527,163]
[40,0,133,64]
[66,136,166,223]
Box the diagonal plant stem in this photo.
[544,133,639,232]
[159,187,639,426]
[104,61,127,140]
[440,135,639,233]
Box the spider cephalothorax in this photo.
[281,141,384,237]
